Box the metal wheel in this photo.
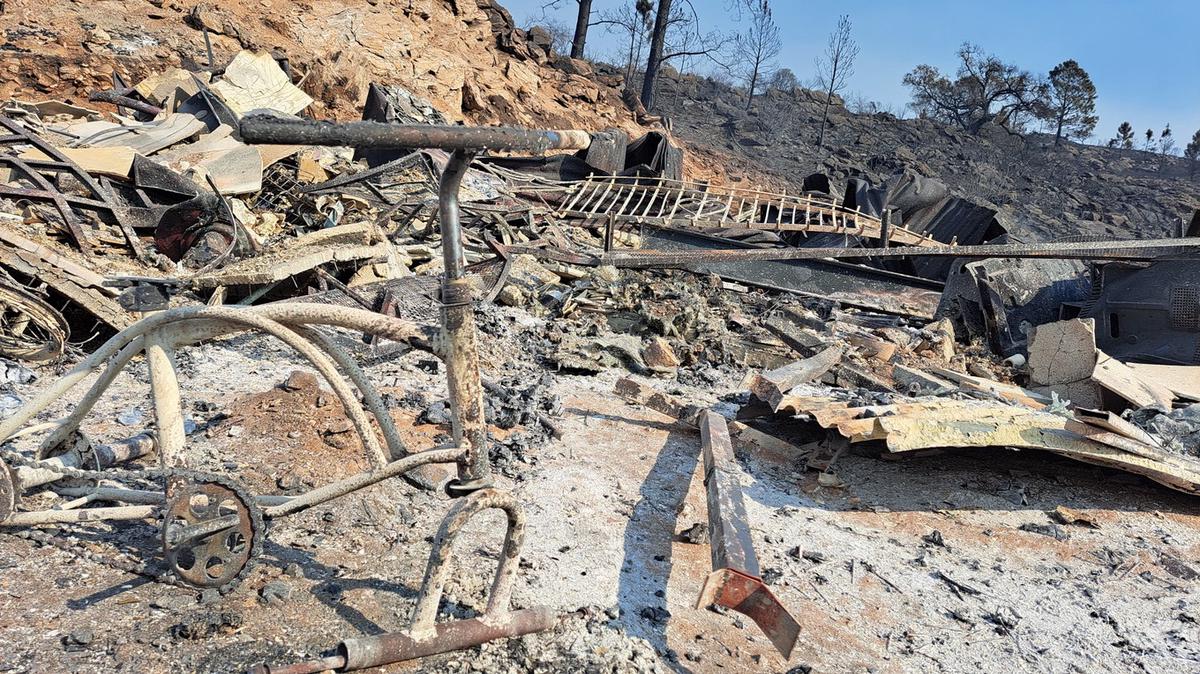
[162,477,258,590]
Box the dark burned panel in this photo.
[640,226,944,319]
[900,196,1009,279]
[1082,260,1200,365]
[936,257,1091,357]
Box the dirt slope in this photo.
[0,0,643,131]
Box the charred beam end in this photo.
[239,117,592,153]
[698,410,801,659]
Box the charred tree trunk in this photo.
[745,65,759,111]
[640,0,673,112]
[570,0,592,60]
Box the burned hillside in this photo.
[0,2,1198,674]
[653,70,1200,241]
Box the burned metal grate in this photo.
[1170,287,1200,331]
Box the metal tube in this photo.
[17,432,157,489]
[605,235,1200,267]
[239,118,592,153]
[0,505,157,525]
[263,448,464,518]
[439,150,490,496]
[145,331,185,468]
[87,91,164,116]
[439,150,473,281]
[340,608,556,670]
[410,489,525,635]
[50,486,291,507]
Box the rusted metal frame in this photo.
[255,489,556,673]
[696,410,800,659]
[240,118,592,154]
[1,504,158,526]
[0,116,145,258]
[262,448,465,518]
[0,306,437,469]
[0,156,93,254]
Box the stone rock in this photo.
[281,370,319,392]
[1027,318,1097,386]
[259,580,293,605]
[642,337,680,372]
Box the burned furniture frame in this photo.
[0,119,594,673]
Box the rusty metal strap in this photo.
[697,410,800,659]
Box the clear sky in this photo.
[502,0,1200,145]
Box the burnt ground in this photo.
[2,309,1200,674]
[649,69,1200,242]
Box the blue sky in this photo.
[502,0,1199,145]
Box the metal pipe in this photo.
[440,150,473,281]
[145,331,185,469]
[263,448,464,518]
[51,486,291,507]
[18,432,157,489]
[239,118,592,153]
[339,608,556,670]
[410,489,525,635]
[0,505,157,525]
[87,91,164,116]
[439,150,490,496]
[604,235,1200,267]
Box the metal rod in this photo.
[439,150,490,496]
[17,432,157,489]
[87,91,163,116]
[605,235,1200,267]
[1,504,157,525]
[263,448,464,518]
[239,118,592,153]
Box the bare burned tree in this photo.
[1185,129,1200,178]
[640,0,728,111]
[595,2,655,86]
[732,1,781,110]
[539,0,595,59]
[814,15,859,149]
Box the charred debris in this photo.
[1,51,1199,672]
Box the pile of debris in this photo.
[1,48,1200,674]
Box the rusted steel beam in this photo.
[697,410,801,659]
[605,235,1200,266]
[0,115,146,259]
[240,117,592,153]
